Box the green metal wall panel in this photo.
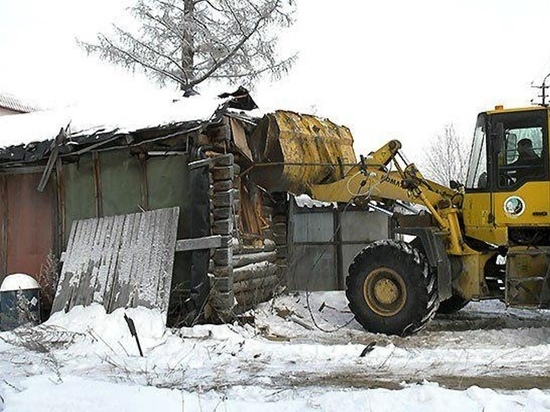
[99,151,142,217]
[146,155,191,239]
[63,152,192,239]
[63,155,96,244]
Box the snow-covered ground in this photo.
[2,292,550,411]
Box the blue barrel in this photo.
[0,274,41,331]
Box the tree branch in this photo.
[112,25,185,77]
[190,5,272,87]
[99,35,185,85]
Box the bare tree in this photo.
[79,0,297,94]
[421,124,471,186]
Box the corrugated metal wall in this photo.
[287,200,390,291]
[61,151,194,293]
[0,170,55,283]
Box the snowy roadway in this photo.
[1,292,550,411]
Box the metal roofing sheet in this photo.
[294,194,336,209]
[0,92,39,113]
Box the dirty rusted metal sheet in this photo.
[248,111,356,193]
[0,171,55,283]
[51,207,179,316]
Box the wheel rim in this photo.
[363,268,407,317]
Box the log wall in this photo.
[206,148,288,320]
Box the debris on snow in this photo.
[1,291,550,410]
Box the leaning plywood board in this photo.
[52,207,179,317]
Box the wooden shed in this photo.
[0,92,285,325]
[0,91,393,325]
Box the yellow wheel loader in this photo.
[248,106,550,336]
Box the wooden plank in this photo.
[71,217,100,309]
[133,207,156,308]
[37,127,65,192]
[233,261,278,283]
[94,215,118,305]
[157,207,179,311]
[53,217,99,313]
[134,208,159,308]
[150,208,168,308]
[101,214,125,309]
[175,235,222,252]
[52,207,180,319]
[135,207,179,311]
[232,251,277,268]
[235,288,275,309]
[85,215,110,306]
[233,274,280,294]
[230,118,253,161]
[109,212,140,311]
[51,220,79,313]
[64,217,91,310]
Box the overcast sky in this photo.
[1,0,550,161]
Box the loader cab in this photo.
[463,107,550,246]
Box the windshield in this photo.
[465,114,487,189]
[494,110,547,189]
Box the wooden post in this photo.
[272,192,289,286]
[208,154,236,322]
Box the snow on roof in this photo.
[0,91,39,113]
[0,94,231,149]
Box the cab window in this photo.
[495,111,547,189]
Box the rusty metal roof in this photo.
[0,92,39,113]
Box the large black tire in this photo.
[437,294,469,314]
[346,240,439,336]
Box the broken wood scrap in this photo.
[263,334,291,342]
[234,239,276,254]
[318,301,352,314]
[359,341,377,357]
[289,315,314,331]
[275,306,293,319]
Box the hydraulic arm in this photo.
[310,139,467,256]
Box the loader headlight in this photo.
[504,196,525,217]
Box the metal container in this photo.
[0,273,41,331]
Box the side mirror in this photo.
[449,180,463,190]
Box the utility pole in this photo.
[531,72,550,106]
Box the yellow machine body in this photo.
[249,106,550,335]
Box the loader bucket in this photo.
[247,111,357,193]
